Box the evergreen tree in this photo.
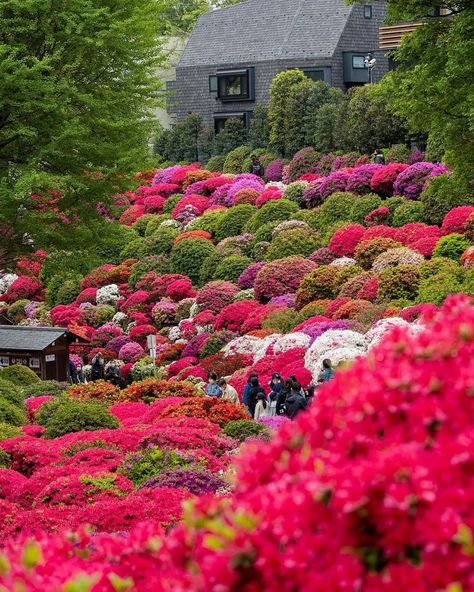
[213,118,247,156]
[248,105,270,150]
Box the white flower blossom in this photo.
[97,284,120,307]
[271,332,311,355]
[330,257,357,267]
[0,274,18,295]
[168,326,182,342]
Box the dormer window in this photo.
[215,68,255,102]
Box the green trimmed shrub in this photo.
[417,272,463,306]
[252,241,270,260]
[143,227,179,256]
[464,267,474,296]
[384,196,408,222]
[144,214,172,237]
[378,265,421,302]
[133,214,159,236]
[318,193,357,229]
[200,252,223,285]
[0,365,40,387]
[392,201,425,227]
[0,422,22,441]
[296,301,329,322]
[40,399,119,439]
[253,221,280,244]
[199,333,229,358]
[432,234,471,261]
[223,146,251,174]
[206,155,226,172]
[21,381,64,398]
[214,256,253,283]
[170,238,217,285]
[128,256,170,288]
[265,229,322,261]
[420,174,474,225]
[293,209,322,229]
[419,257,465,281]
[120,446,193,487]
[0,378,24,407]
[245,199,299,233]
[7,300,30,324]
[222,420,270,442]
[386,144,411,163]
[262,308,299,333]
[0,399,26,426]
[283,182,308,206]
[215,205,257,242]
[350,194,382,224]
[296,266,341,306]
[163,194,183,215]
[186,209,227,237]
[39,250,100,285]
[83,304,115,327]
[355,238,403,270]
[46,273,82,307]
[119,237,146,261]
[242,149,276,174]
[95,224,138,264]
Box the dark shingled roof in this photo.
[0,327,67,352]
[179,0,354,67]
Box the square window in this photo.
[209,76,218,92]
[364,5,372,18]
[352,55,366,69]
[304,69,325,82]
[216,69,253,101]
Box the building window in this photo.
[364,5,372,19]
[352,55,366,69]
[303,69,325,82]
[216,68,255,102]
[214,112,251,134]
[209,76,218,92]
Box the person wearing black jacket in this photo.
[247,376,265,418]
[276,378,292,416]
[285,381,308,420]
[249,155,265,178]
[105,361,121,386]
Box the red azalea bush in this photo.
[160,397,248,427]
[119,204,145,225]
[196,281,239,313]
[214,300,261,333]
[68,380,121,404]
[393,223,441,247]
[173,230,212,246]
[365,207,390,227]
[328,224,366,257]
[5,277,43,303]
[143,195,166,214]
[120,379,201,404]
[50,305,83,327]
[441,206,474,236]
[370,163,409,197]
[75,288,97,305]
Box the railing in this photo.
[379,22,424,50]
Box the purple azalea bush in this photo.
[144,469,226,495]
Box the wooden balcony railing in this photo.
[379,22,424,50]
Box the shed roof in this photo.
[0,327,68,352]
[179,0,354,68]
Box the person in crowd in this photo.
[76,363,87,384]
[218,378,239,404]
[68,359,78,384]
[320,359,335,382]
[289,375,305,397]
[105,360,121,387]
[243,373,257,416]
[268,372,283,417]
[91,353,105,381]
[284,379,308,420]
[206,372,222,398]
[248,376,265,418]
[277,378,292,416]
[249,155,265,178]
[254,392,269,421]
[374,148,386,165]
[306,383,316,405]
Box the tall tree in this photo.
[360,0,473,178]
[0,0,165,268]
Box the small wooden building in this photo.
[0,326,87,382]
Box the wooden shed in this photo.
[0,326,87,382]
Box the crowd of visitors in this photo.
[205,359,335,421]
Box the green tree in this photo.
[213,118,247,156]
[154,113,203,162]
[311,97,349,152]
[364,1,473,179]
[285,78,314,156]
[0,0,164,268]
[303,82,344,147]
[268,69,307,155]
[345,85,407,153]
[248,105,270,150]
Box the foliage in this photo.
[120,379,200,404]
[213,118,247,157]
[0,397,26,426]
[378,264,421,301]
[266,229,321,261]
[248,104,270,150]
[214,256,253,283]
[0,365,40,387]
[223,146,251,175]
[222,420,270,443]
[170,238,217,285]
[433,233,471,261]
[40,399,119,438]
[0,0,163,266]
[215,205,256,242]
[392,201,425,226]
[206,155,226,172]
[246,199,299,233]
[121,447,193,488]
[420,173,474,225]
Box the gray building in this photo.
[170,0,389,132]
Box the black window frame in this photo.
[302,69,326,82]
[352,55,366,69]
[213,112,251,134]
[364,5,372,19]
[216,68,255,102]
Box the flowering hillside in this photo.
[0,149,473,589]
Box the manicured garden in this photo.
[0,149,473,589]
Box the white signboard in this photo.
[0,358,9,367]
[147,335,157,351]
[45,354,56,363]
[29,358,40,369]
